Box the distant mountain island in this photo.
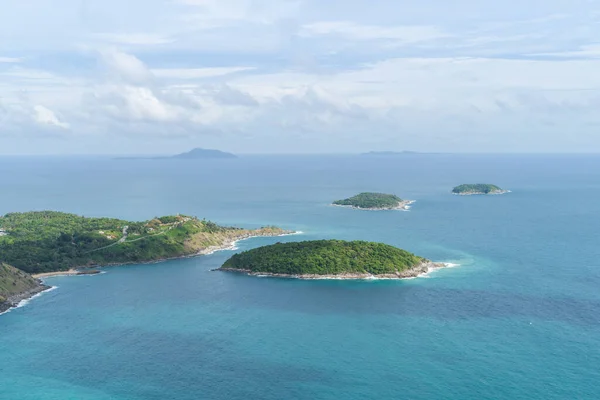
[452,184,508,195]
[218,240,445,279]
[361,151,420,156]
[170,148,237,159]
[116,148,237,160]
[333,192,414,210]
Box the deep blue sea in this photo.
[1,154,600,400]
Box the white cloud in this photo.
[94,33,174,46]
[101,86,183,122]
[0,57,21,63]
[300,22,448,43]
[33,105,70,129]
[529,44,600,59]
[98,49,154,84]
[152,67,255,79]
[0,68,75,94]
[2,0,600,152]
[176,0,301,25]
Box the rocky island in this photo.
[333,192,414,210]
[0,211,291,275]
[218,240,444,279]
[452,184,508,195]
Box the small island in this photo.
[333,192,414,210]
[452,184,508,195]
[218,240,444,279]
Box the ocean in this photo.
[1,154,600,399]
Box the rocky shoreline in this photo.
[333,200,415,211]
[217,261,446,280]
[0,282,52,314]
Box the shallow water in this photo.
[1,154,600,399]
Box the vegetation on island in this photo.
[0,211,288,274]
[220,240,426,276]
[452,184,505,195]
[333,192,405,209]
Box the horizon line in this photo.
[2,151,600,157]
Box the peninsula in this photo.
[0,211,291,275]
[333,192,414,210]
[452,184,508,195]
[218,240,444,279]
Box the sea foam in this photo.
[0,286,58,316]
[419,262,461,278]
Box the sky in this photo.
[1,0,600,155]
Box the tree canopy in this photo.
[0,211,282,274]
[333,192,403,209]
[452,184,504,194]
[221,240,424,275]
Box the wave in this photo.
[252,261,461,281]
[203,244,238,255]
[226,230,305,252]
[16,286,58,308]
[80,271,107,276]
[0,286,58,316]
[419,262,461,279]
[443,263,460,268]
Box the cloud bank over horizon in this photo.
[1,0,600,154]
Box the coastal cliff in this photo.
[0,263,50,314]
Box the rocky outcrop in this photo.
[218,261,446,280]
[0,263,50,314]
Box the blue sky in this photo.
[1,0,600,154]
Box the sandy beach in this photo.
[32,269,80,279]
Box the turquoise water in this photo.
[1,154,600,399]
